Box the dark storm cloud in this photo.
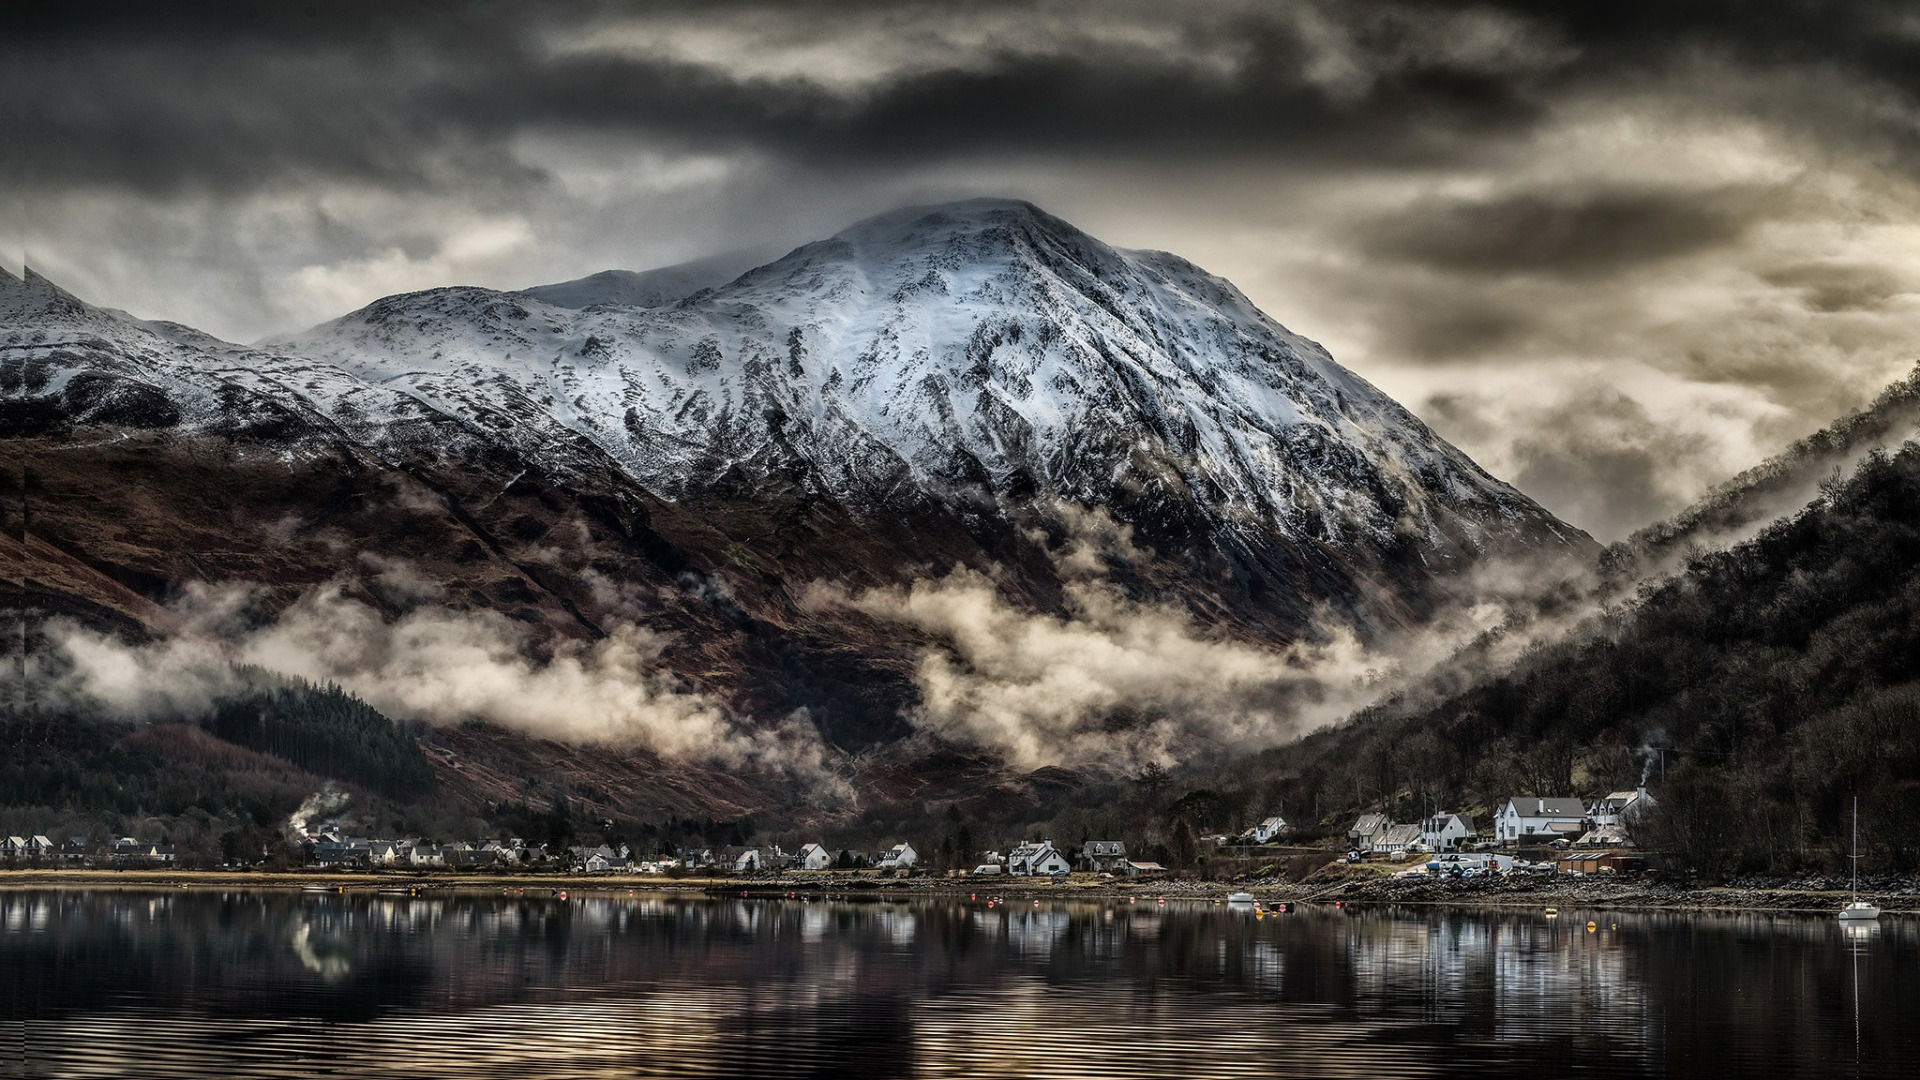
[1761,263,1911,314]
[12,0,1920,198]
[15,0,1920,543]
[1360,187,1760,280]
[6,1,1564,197]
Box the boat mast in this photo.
[1851,796,1860,902]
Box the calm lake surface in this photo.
[2,889,1914,1078]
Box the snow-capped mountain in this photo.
[275,200,1587,627]
[7,202,1591,642]
[4,201,1595,783]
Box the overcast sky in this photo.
[13,1,1920,540]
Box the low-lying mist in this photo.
[803,510,1596,774]
[44,580,840,784]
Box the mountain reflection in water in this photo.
[2,891,1915,1078]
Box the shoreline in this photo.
[1,868,1911,915]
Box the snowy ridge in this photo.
[515,247,782,310]
[280,200,1583,561]
[6,202,1589,640]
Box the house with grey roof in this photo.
[1493,797,1589,846]
[1348,814,1390,852]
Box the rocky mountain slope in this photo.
[281,200,1589,634]
[2,200,1594,825]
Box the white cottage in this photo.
[1493,797,1588,845]
[796,843,832,871]
[876,842,918,870]
[1006,840,1072,876]
[1420,813,1476,853]
[1588,788,1656,828]
[1242,816,1290,844]
[1371,823,1423,856]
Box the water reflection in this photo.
[2,891,1916,1078]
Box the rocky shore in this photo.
[1238,869,1920,914]
[7,868,1917,914]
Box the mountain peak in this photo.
[271,195,1590,638]
[822,198,1102,264]
[832,198,1055,239]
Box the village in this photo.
[0,786,1658,882]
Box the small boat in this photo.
[1840,899,1880,921]
[1840,797,1881,922]
[1543,907,1558,917]
[1227,891,1255,904]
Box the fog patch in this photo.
[45,580,842,786]
[804,569,1396,771]
[800,496,1609,772]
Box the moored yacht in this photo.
[1839,797,1881,922]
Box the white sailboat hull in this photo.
[1839,902,1880,921]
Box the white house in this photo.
[1348,814,1389,852]
[1371,823,1423,856]
[1420,813,1476,853]
[731,848,765,874]
[1493,797,1588,845]
[1588,788,1656,828]
[876,842,918,870]
[796,843,832,871]
[1242,816,1290,844]
[1006,840,1072,876]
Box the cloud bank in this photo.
[808,570,1387,771]
[48,581,835,778]
[794,503,1602,771]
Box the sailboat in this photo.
[1839,797,1881,922]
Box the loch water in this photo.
[2,889,1914,1078]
